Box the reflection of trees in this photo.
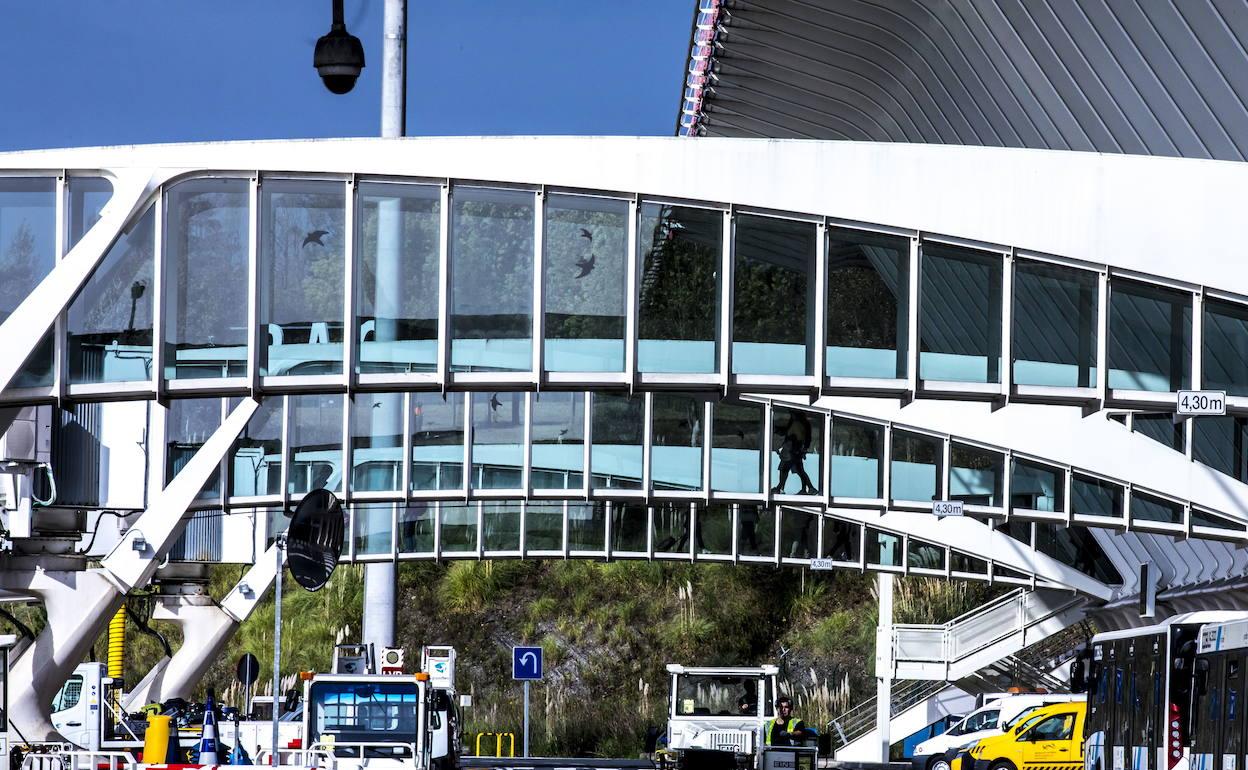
[734,217,812,345]
[545,203,626,340]
[358,191,439,340]
[452,194,533,339]
[169,189,248,349]
[70,207,155,348]
[0,222,37,314]
[266,190,344,329]
[832,422,880,458]
[639,205,719,343]
[592,394,643,444]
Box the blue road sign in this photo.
[513,646,543,680]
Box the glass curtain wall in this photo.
[1203,299,1248,397]
[230,397,283,497]
[1013,261,1097,387]
[830,419,883,498]
[531,392,585,490]
[350,392,404,493]
[411,392,465,491]
[166,398,223,499]
[1194,417,1248,481]
[732,215,815,376]
[591,393,643,490]
[544,195,628,372]
[164,179,249,380]
[949,444,1003,506]
[470,391,525,490]
[357,183,440,374]
[711,401,762,493]
[826,228,909,379]
[920,244,1002,383]
[0,179,56,388]
[769,406,822,496]
[891,430,941,502]
[1010,458,1064,513]
[638,204,721,373]
[1108,279,1190,392]
[651,393,705,492]
[287,394,342,494]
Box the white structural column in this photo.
[875,572,894,762]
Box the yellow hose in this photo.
[107,606,125,680]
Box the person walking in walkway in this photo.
[772,412,817,495]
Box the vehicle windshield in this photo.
[1003,705,1047,731]
[1012,709,1062,736]
[673,674,773,718]
[949,709,999,736]
[308,681,420,746]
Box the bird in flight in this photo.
[574,253,596,279]
[489,393,502,412]
[579,228,593,241]
[303,230,329,247]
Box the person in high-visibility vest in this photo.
[764,697,810,747]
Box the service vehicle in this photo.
[913,694,1084,770]
[1188,617,1248,770]
[962,701,1087,770]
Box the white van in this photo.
[910,693,1084,770]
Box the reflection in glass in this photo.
[1013,261,1097,387]
[471,392,524,490]
[891,431,940,502]
[1131,492,1182,525]
[652,393,704,492]
[288,394,342,495]
[69,177,112,249]
[568,502,606,552]
[1010,459,1063,512]
[0,179,56,388]
[525,503,565,552]
[952,551,988,575]
[398,502,435,553]
[1193,416,1248,480]
[1071,474,1124,518]
[260,181,344,376]
[451,188,533,372]
[166,398,222,498]
[611,502,648,553]
[350,393,404,493]
[770,407,822,495]
[1204,299,1248,397]
[638,204,721,373]
[822,518,860,562]
[1108,279,1190,392]
[230,398,283,497]
[545,195,628,372]
[826,228,908,379]
[164,179,249,380]
[866,528,901,567]
[908,540,945,571]
[531,392,584,490]
[738,505,774,558]
[653,502,695,554]
[353,503,394,556]
[831,420,882,498]
[357,183,439,374]
[732,215,815,376]
[68,206,155,383]
[440,503,477,553]
[780,509,817,559]
[1132,414,1184,452]
[411,393,464,491]
[711,401,762,493]
[949,444,1003,506]
[920,244,1002,383]
[483,502,521,551]
[699,505,734,556]
[1035,524,1120,584]
[591,394,643,490]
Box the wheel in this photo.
[928,756,952,770]
[990,760,1017,770]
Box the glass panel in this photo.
[411,392,465,491]
[260,180,344,376]
[651,393,705,492]
[769,407,822,495]
[166,398,223,499]
[69,177,112,248]
[738,504,774,558]
[591,393,643,490]
[1191,509,1244,532]
[531,392,584,491]
[483,502,521,552]
[568,502,605,552]
[1072,474,1124,518]
[866,528,902,567]
[653,502,694,554]
[611,502,648,553]
[288,394,342,495]
[164,179,249,380]
[711,401,763,493]
[398,502,435,553]
[699,505,734,556]
[891,430,940,503]
[638,203,721,373]
[995,566,1030,581]
[780,508,818,559]
[471,392,524,490]
[451,187,533,372]
[1130,492,1182,525]
[1204,299,1248,397]
[1193,416,1248,480]
[1010,458,1064,512]
[920,243,1002,383]
[68,205,155,384]
[826,228,908,379]
[999,519,1031,545]
[831,419,883,498]
[1013,260,1098,387]
[230,398,283,497]
[1035,524,1121,584]
[1108,279,1191,392]
[1132,413,1184,452]
[952,551,988,575]
[950,444,1003,507]
[357,182,439,374]
[0,178,56,388]
[350,392,404,493]
[822,518,860,562]
[353,503,394,556]
[439,503,477,553]
[544,194,627,372]
[908,539,946,571]
[525,502,565,552]
[732,214,815,376]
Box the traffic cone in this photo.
[199,688,221,765]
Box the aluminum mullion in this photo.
[1063,467,1074,527]
[762,402,774,499]
[433,501,443,560]
[626,195,640,387]
[814,220,828,388]
[773,506,782,566]
[462,392,472,500]
[689,502,698,561]
[1002,451,1013,518]
[882,423,893,506]
[53,175,67,403]
[642,392,654,496]
[1096,272,1110,404]
[341,393,353,506]
[151,184,167,399]
[719,208,734,389]
[519,501,528,557]
[1191,289,1205,391]
[247,176,262,396]
[343,178,359,389]
[604,501,614,561]
[278,395,291,510]
[522,392,534,496]
[146,401,168,501]
[1000,248,1013,399]
[645,503,654,559]
[401,392,412,505]
[906,237,921,395]
[476,501,485,558]
[533,188,546,379]
[561,501,570,558]
[731,503,740,563]
[437,182,452,389]
[582,392,593,499]
[815,511,825,560]
[940,437,952,501]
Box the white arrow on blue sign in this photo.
[513,646,543,680]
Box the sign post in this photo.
[512,646,543,757]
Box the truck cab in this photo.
[298,671,434,770]
[664,664,779,770]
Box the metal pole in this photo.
[523,680,530,758]
[271,536,284,766]
[875,572,894,763]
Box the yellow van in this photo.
[958,701,1086,770]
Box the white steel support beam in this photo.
[875,572,894,763]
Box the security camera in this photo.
[314,1,365,95]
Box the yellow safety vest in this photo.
[765,717,802,746]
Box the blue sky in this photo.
[0,2,692,151]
